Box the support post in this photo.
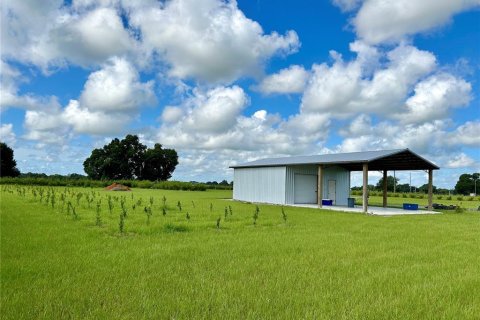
[363,163,368,213]
[428,169,433,211]
[317,165,323,208]
[383,170,387,208]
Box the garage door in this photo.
[294,174,317,204]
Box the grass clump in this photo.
[163,223,189,233]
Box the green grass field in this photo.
[1,185,479,319]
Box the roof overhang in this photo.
[230,149,439,171]
[335,149,439,171]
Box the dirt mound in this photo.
[105,183,131,191]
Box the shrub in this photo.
[455,207,465,214]
[135,180,154,189]
[456,196,463,201]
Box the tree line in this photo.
[1,140,478,194]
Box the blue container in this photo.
[403,203,418,210]
[322,199,333,206]
[347,198,355,208]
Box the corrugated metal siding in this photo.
[233,167,286,204]
[322,166,350,206]
[285,165,318,204]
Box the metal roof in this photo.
[230,149,439,171]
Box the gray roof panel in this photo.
[230,149,439,170]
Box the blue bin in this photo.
[322,199,333,206]
[403,203,418,210]
[347,198,355,208]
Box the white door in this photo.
[294,174,317,204]
[328,180,336,204]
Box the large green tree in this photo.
[418,184,438,194]
[454,173,480,195]
[142,144,178,181]
[375,175,399,192]
[83,135,178,181]
[0,142,20,177]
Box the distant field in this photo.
[1,185,480,319]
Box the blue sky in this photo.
[1,0,479,188]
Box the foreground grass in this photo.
[1,186,480,319]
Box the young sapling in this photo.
[95,200,102,226]
[253,205,260,226]
[162,196,166,208]
[281,207,287,224]
[119,213,125,233]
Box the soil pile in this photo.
[105,183,131,191]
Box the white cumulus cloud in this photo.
[51,7,134,66]
[301,44,438,116]
[63,99,132,135]
[446,153,476,168]
[80,57,155,111]
[127,0,300,83]
[1,2,135,69]
[23,101,70,144]
[257,65,309,94]
[157,86,330,156]
[401,73,471,124]
[446,121,480,147]
[335,0,480,44]
[0,123,17,145]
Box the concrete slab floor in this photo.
[288,204,440,216]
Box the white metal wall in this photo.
[233,167,286,204]
[321,166,350,206]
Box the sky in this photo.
[1,0,479,188]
